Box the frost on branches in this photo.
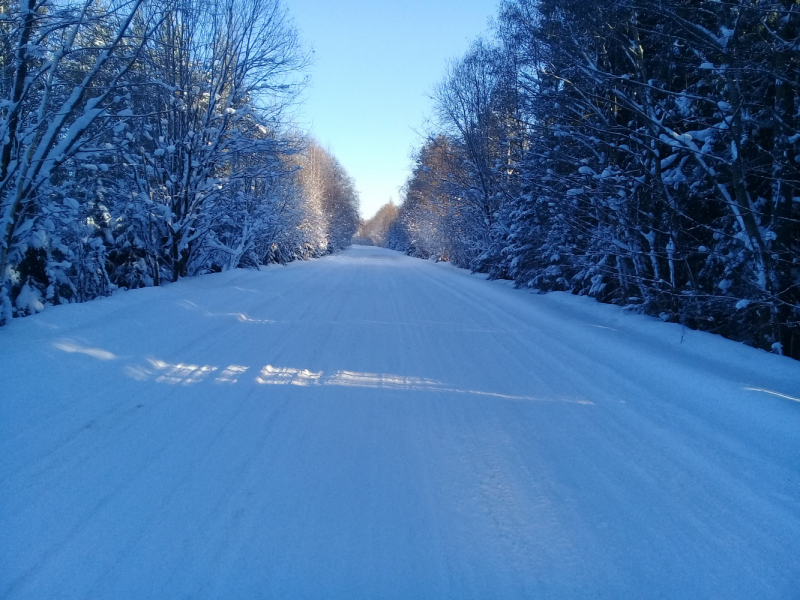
[0,0,358,326]
[386,0,800,359]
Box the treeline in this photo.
[387,0,800,358]
[353,202,398,246]
[0,0,359,324]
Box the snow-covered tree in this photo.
[0,0,360,326]
[0,0,155,322]
[389,0,799,358]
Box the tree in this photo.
[0,0,156,322]
[355,200,398,246]
[393,0,799,357]
[0,0,361,326]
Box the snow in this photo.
[1,245,799,598]
[13,284,44,315]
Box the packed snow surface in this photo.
[2,246,799,599]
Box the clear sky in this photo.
[285,0,500,219]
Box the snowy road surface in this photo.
[2,245,800,599]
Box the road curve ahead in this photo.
[2,245,799,599]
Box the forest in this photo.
[0,0,359,325]
[372,0,800,359]
[3,0,799,361]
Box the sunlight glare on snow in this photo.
[326,370,441,390]
[256,365,322,386]
[52,339,116,360]
[176,299,275,324]
[123,359,219,385]
[216,365,250,383]
[122,357,593,404]
[452,388,594,405]
[744,387,800,403]
[252,365,594,404]
[253,366,444,390]
[126,360,247,384]
[148,359,218,385]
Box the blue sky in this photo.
[285,0,500,219]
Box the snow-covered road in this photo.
[2,245,799,599]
